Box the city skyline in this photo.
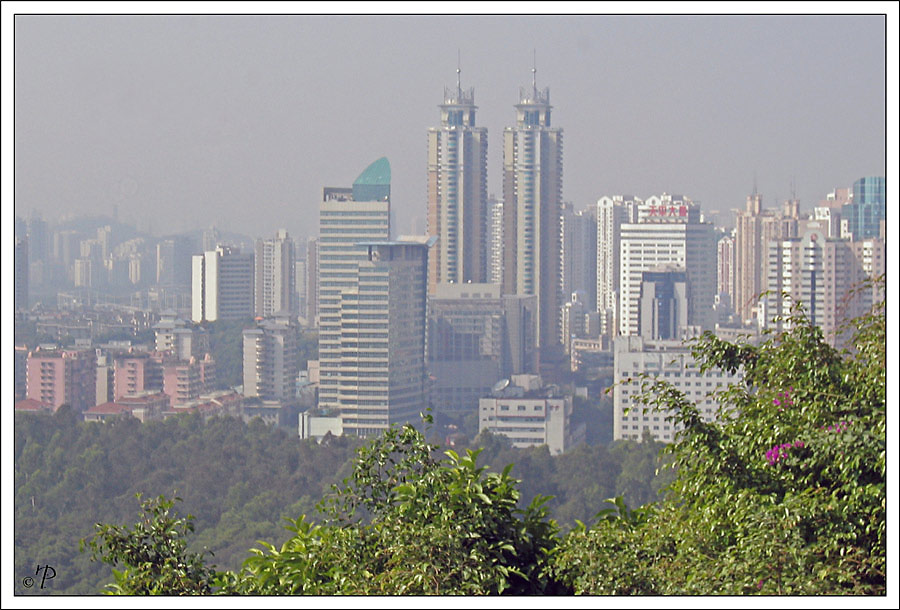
[8,10,893,244]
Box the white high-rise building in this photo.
[305,238,318,327]
[733,190,799,324]
[255,229,297,318]
[716,233,735,308]
[488,196,504,285]
[243,313,300,400]
[560,203,597,314]
[760,227,884,347]
[335,236,434,437]
[502,72,563,351]
[317,158,391,411]
[427,72,488,293]
[596,195,641,336]
[618,195,716,336]
[191,246,255,322]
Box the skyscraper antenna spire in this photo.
[457,49,462,98]
[532,49,537,96]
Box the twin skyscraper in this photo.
[427,68,563,350]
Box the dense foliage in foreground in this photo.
[550,299,886,594]
[13,413,363,594]
[14,400,666,594]
[83,295,886,595]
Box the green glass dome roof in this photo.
[352,157,391,201]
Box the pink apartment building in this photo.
[26,348,96,412]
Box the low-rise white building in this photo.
[478,374,584,455]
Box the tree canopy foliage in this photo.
[216,419,564,595]
[14,409,668,594]
[13,412,362,594]
[549,294,886,595]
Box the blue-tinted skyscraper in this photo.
[844,176,885,240]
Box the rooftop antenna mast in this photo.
[532,48,537,98]
[456,48,462,98]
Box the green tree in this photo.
[219,417,566,595]
[81,494,217,595]
[550,289,886,595]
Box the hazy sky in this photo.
[10,11,891,241]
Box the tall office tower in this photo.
[596,195,641,336]
[191,245,255,322]
[15,236,29,311]
[843,176,885,240]
[27,215,49,286]
[156,236,193,286]
[426,72,488,293]
[26,348,97,412]
[54,229,81,268]
[761,228,884,347]
[502,72,563,351]
[317,158,391,412]
[733,189,799,324]
[96,226,112,259]
[488,196,504,285]
[296,258,307,324]
[619,195,716,336]
[638,268,689,341]
[305,238,318,326]
[243,313,300,400]
[74,238,104,288]
[560,203,598,313]
[27,214,49,265]
[128,253,146,286]
[255,229,297,318]
[716,233,735,308]
[156,239,177,286]
[334,237,434,437]
[428,283,538,414]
